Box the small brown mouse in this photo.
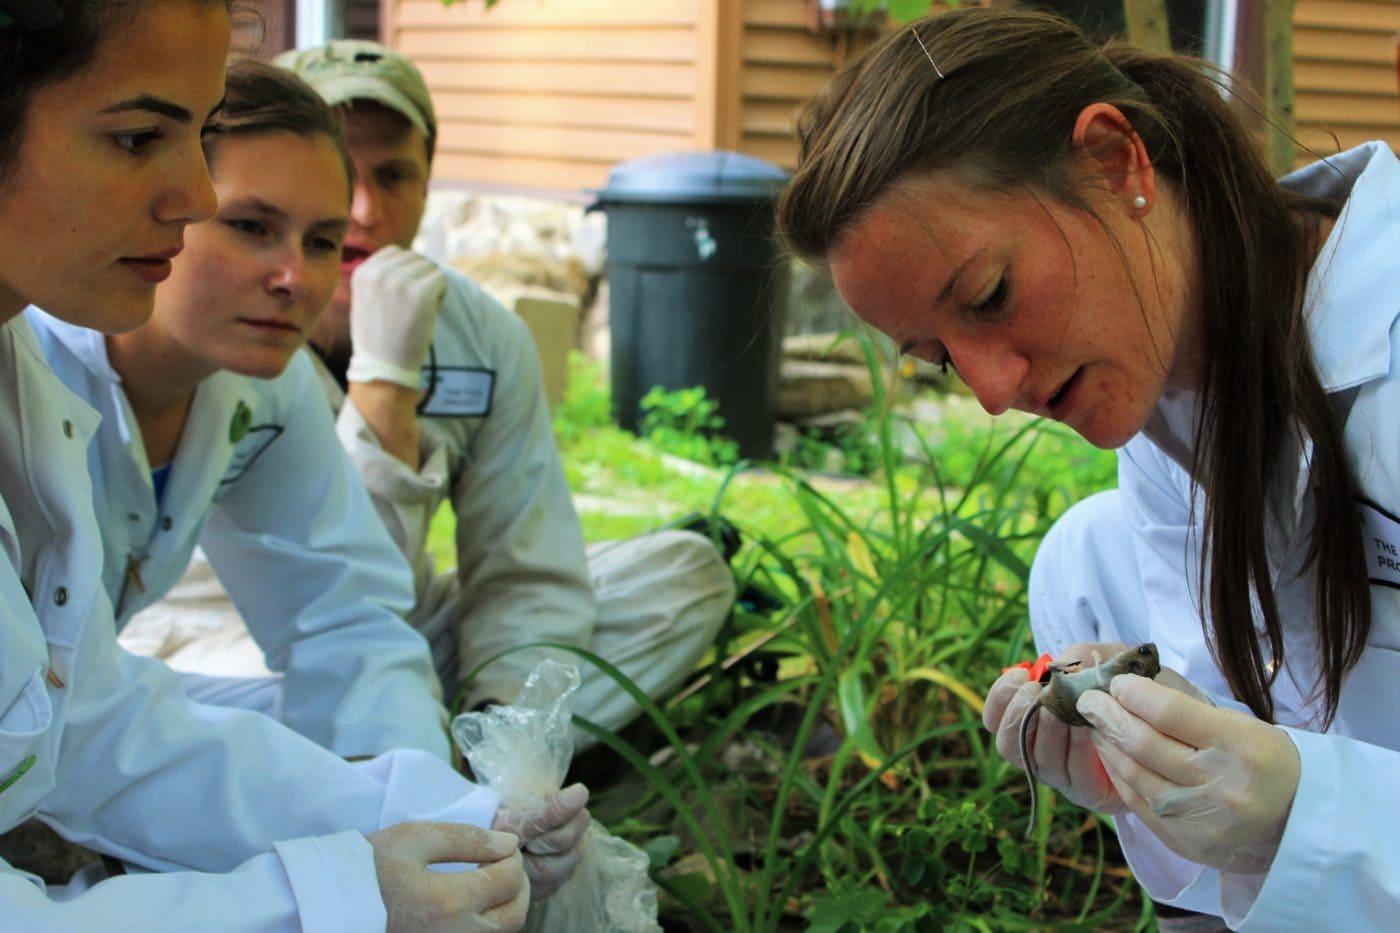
[1018,643,1161,837]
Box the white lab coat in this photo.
[323,265,735,727]
[133,263,735,734]
[1029,142,1400,929]
[27,311,451,761]
[0,314,496,930]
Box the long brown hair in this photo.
[778,7,1368,725]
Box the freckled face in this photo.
[828,171,1197,450]
[143,130,350,380]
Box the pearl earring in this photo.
[1132,195,1148,210]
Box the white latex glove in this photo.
[369,822,529,933]
[347,245,448,389]
[1077,672,1299,876]
[491,782,590,901]
[985,643,1128,816]
[984,642,1217,817]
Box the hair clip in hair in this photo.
[910,27,946,80]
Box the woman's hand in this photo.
[369,822,529,933]
[492,782,590,900]
[1077,673,1301,875]
[984,642,1132,815]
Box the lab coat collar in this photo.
[24,306,124,383]
[1144,143,1400,471]
[1285,141,1400,394]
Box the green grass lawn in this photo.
[433,351,1160,932]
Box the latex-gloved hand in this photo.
[491,782,590,901]
[347,245,448,389]
[1076,672,1300,876]
[985,642,1131,816]
[984,642,1218,817]
[369,822,529,933]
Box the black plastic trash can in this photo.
[593,151,788,460]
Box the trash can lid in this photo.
[595,150,788,205]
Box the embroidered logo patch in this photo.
[228,400,252,444]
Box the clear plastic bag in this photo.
[451,660,662,933]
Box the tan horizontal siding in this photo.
[438,120,693,163]
[398,26,699,63]
[1296,59,1396,95]
[739,134,798,167]
[735,0,886,170]
[387,0,706,192]
[1295,124,1396,154]
[741,62,835,101]
[434,91,697,134]
[397,0,699,28]
[742,98,802,137]
[414,60,697,98]
[1294,27,1400,64]
[1293,0,1400,162]
[1294,0,1400,31]
[742,26,842,66]
[433,152,615,191]
[392,0,1400,191]
[1297,90,1400,127]
[746,0,812,29]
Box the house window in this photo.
[296,0,381,46]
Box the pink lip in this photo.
[238,318,301,335]
[340,244,373,273]
[1041,368,1083,421]
[120,257,173,284]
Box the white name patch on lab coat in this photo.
[1359,497,1400,589]
[420,367,494,418]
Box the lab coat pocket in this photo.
[0,668,58,823]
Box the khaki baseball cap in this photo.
[275,39,436,138]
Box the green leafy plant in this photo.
[443,341,1142,931]
[638,384,740,468]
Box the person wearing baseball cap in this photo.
[276,39,436,151]
[269,39,736,756]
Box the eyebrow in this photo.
[102,94,227,124]
[221,196,349,232]
[223,196,284,218]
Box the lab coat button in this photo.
[127,513,140,522]
[53,586,67,606]
[62,420,74,439]
[160,517,173,531]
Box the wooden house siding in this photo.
[387,0,710,193]
[1293,0,1400,161]
[385,0,1400,193]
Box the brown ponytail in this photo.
[778,7,1370,724]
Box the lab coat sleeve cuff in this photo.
[274,830,388,933]
[1218,727,1374,931]
[1114,814,1221,915]
[358,748,501,829]
[336,399,448,505]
